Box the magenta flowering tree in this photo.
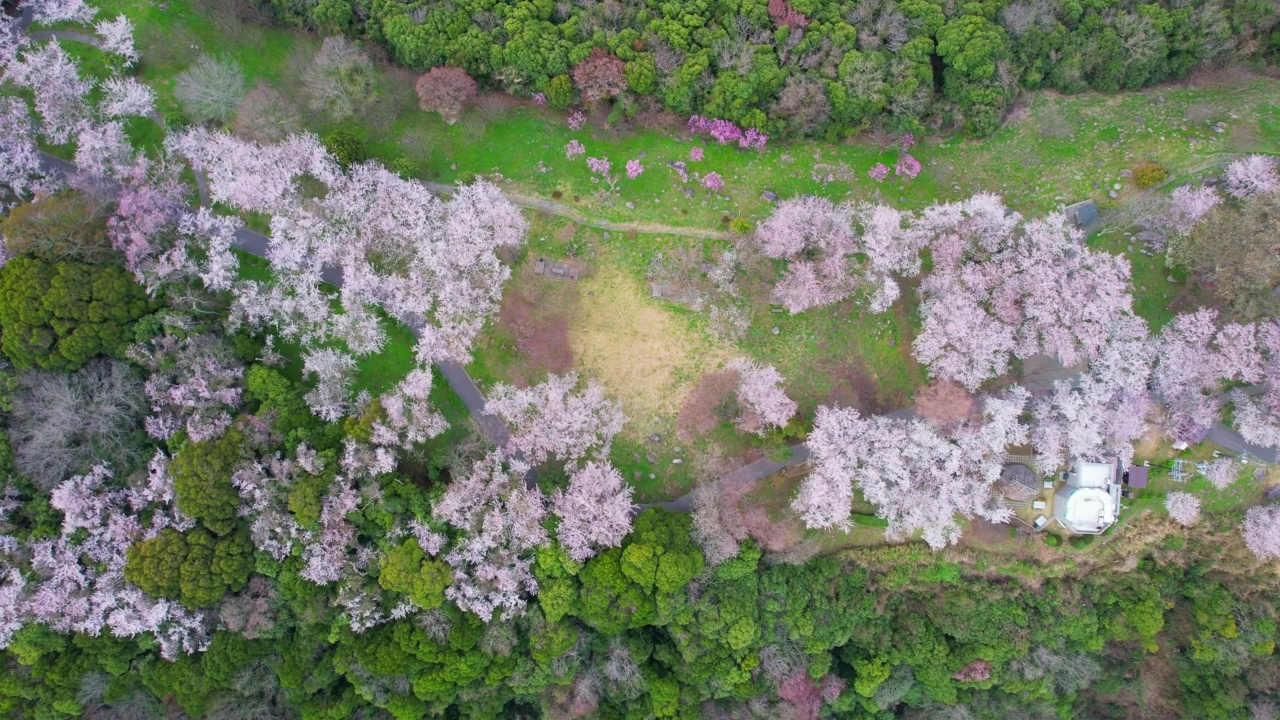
[701,172,725,191]
[689,146,704,162]
[625,159,643,179]
[564,139,585,159]
[532,92,546,106]
[794,386,1030,548]
[868,163,889,182]
[739,128,768,150]
[567,110,586,130]
[900,133,916,151]
[585,156,611,176]
[671,160,690,183]
[895,153,921,180]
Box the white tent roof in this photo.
[1072,461,1114,488]
[1057,487,1116,534]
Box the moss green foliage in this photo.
[124,527,188,598]
[322,130,367,167]
[171,430,247,536]
[378,538,452,610]
[1132,162,1169,188]
[180,528,254,608]
[0,257,150,371]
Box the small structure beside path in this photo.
[649,282,699,305]
[1063,199,1102,235]
[534,257,582,281]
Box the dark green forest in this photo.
[260,0,1280,136]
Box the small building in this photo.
[1053,458,1122,535]
[999,463,1039,501]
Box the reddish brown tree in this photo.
[768,0,810,28]
[571,48,626,104]
[415,66,477,124]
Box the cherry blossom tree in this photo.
[1202,458,1239,489]
[551,461,635,562]
[1224,155,1279,199]
[1152,310,1264,442]
[27,0,98,25]
[300,478,359,584]
[303,348,357,422]
[230,452,308,561]
[914,197,1135,389]
[794,386,1029,548]
[6,462,210,660]
[368,369,449,452]
[128,332,244,442]
[485,373,626,471]
[99,76,154,118]
[1165,492,1201,526]
[1230,322,1280,448]
[4,40,93,144]
[414,66,476,124]
[74,120,134,179]
[0,96,51,211]
[1166,184,1221,236]
[1031,372,1152,474]
[433,452,548,621]
[1242,505,1280,560]
[727,358,797,434]
[95,15,138,67]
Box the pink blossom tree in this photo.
[129,331,244,442]
[551,461,635,562]
[1202,458,1239,489]
[1166,184,1221,236]
[4,40,93,144]
[485,373,626,472]
[433,452,548,621]
[564,139,585,159]
[0,96,51,212]
[1165,492,1201,526]
[701,172,725,191]
[94,15,138,67]
[1152,310,1264,442]
[1031,372,1153,474]
[1242,505,1280,560]
[625,159,643,179]
[28,0,97,25]
[99,76,154,118]
[1224,155,1279,199]
[300,478,359,584]
[727,358,797,434]
[368,369,449,452]
[794,386,1029,548]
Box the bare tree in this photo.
[9,359,146,491]
[234,85,303,143]
[302,36,377,122]
[174,55,247,125]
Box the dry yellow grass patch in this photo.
[568,263,731,424]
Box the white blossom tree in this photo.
[99,76,154,118]
[302,348,358,422]
[4,40,93,144]
[0,96,51,211]
[1166,184,1221,236]
[94,15,138,67]
[1224,155,1280,199]
[1242,505,1280,560]
[727,358,798,435]
[551,461,635,562]
[1165,491,1201,527]
[794,386,1030,548]
[128,332,244,442]
[432,452,548,621]
[27,0,98,25]
[486,373,626,472]
[1153,310,1264,442]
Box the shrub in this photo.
[322,131,367,167]
[162,109,190,130]
[1070,535,1095,549]
[0,257,151,371]
[414,66,477,125]
[1133,162,1168,188]
[174,55,246,125]
[544,75,573,110]
[1044,534,1062,547]
[390,157,417,179]
[729,217,753,235]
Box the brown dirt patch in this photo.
[676,369,740,442]
[822,361,886,414]
[497,291,574,383]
